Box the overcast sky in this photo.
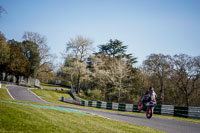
[0,0,200,66]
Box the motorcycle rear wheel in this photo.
[146,107,152,119]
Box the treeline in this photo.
[0,31,54,83]
[59,36,200,106]
[141,54,200,106]
[1,32,199,106]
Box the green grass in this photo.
[0,88,164,133]
[0,102,163,133]
[31,89,93,108]
[31,89,72,104]
[0,87,13,101]
[1,83,7,87]
[31,89,200,124]
[40,83,70,90]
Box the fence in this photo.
[0,76,40,87]
[60,96,200,119]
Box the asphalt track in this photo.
[6,85,200,133]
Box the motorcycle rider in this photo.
[139,86,157,110]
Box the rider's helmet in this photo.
[148,86,154,91]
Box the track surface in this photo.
[6,85,200,133]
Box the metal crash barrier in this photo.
[60,96,200,119]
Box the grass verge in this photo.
[31,89,200,124]
[0,88,163,133]
[2,83,7,87]
[31,89,71,104]
[0,87,13,101]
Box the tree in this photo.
[143,53,172,104]
[22,32,54,78]
[37,64,55,83]
[8,46,30,82]
[88,55,113,101]
[0,32,9,68]
[62,58,91,93]
[90,40,138,102]
[97,39,137,65]
[21,40,41,78]
[171,54,200,106]
[7,39,41,78]
[0,32,10,80]
[109,58,132,102]
[98,39,127,58]
[63,35,94,93]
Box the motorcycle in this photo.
[137,96,156,119]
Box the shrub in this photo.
[87,89,102,101]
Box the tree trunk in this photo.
[103,87,106,101]
[161,85,164,104]
[118,80,122,103]
[77,71,81,94]
[160,79,164,104]
[118,88,121,103]
[186,93,189,107]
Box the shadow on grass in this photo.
[43,89,69,95]
[40,83,70,89]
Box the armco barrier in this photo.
[189,107,200,119]
[174,106,188,118]
[96,101,101,108]
[106,102,112,110]
[60,96,200,119]
[126,104,133,112]
[112,102,119,110]
[161,105,174,116]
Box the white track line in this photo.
[6,87,15,100]
[96,115,111,120]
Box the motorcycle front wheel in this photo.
[137,101,142,111]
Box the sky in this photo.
[0,0,200,66]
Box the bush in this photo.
[87,89,102,101]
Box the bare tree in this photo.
[143,53,172,104]
[65,35,94,61]
[0,5,6,16]
[63,35,93,93]
[171,54,200,106]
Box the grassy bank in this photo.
[31,89,72,104]
[0,87,13,101]
[0,101,163,133]
[0,88,163,133]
